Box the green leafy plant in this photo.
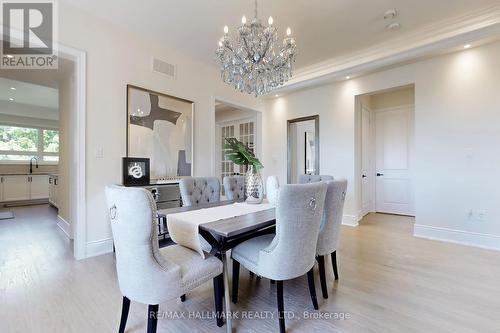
[224,138,264,172]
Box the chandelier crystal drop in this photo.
[216,0,297,97]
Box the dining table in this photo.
[158,200,276,333]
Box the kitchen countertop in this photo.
[0,172,55,176]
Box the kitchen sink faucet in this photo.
[29,156,39,174]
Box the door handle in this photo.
[376,173,384,177]
[362,174,367,178]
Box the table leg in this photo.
[221,251,232,333]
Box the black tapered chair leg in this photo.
[118,296,130,333]
[331,251,339,280]
[180,294,186,302]
[276,281,285,333]
[232,260,240,304]
[317,256,328,299]
[213,274,224,327]
[147,304,159,333]
[306,268,319,310]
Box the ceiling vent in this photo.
[152,57,176,78]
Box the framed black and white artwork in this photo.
[126,85,194,179]
[122,157,150,186]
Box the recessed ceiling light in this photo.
[9,97,14,101]
[383,9,397,20]
[464,44,471,49]
[10,87,16,90]
[386,22,401,30]
[275,94,279,97]
[346,76,351,79]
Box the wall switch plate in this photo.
[464,148,475,161]
[95,147,104,158]
[476,210,486,222]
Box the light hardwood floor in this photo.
[1,205,499,333]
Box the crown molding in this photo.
[277,4,500,93]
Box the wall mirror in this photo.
[126,85,194,179]
[287,115,319,184]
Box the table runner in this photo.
[167,202,274,258]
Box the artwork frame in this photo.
[122,157,150,186]
[126,84,194,179]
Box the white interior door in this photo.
[220,124,236,183]
[361,106,373,216]
[218,118,256,195]
[375,106,414,215]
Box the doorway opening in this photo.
[0,59,77,259]
[356,85,415,220]
[0,45,86,259]
[214,100,262,198]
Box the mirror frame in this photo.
[287,115,320,184]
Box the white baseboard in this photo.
[342,214,359,227]
[57,215,73,239]
[414,224,500,252]
[86,238,114,258]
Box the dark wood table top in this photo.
[199,208,275,238]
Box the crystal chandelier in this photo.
[216,0,297,96]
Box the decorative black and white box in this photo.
[122,157,150,186]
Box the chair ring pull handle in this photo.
[110,205,117,220]
[309,197,317,210]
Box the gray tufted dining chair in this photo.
[105,185,224,332]
[265,175,280,205]
[298,174,334,184]
[231,182,328,333]
[179,177,220,207]
[316,179,347,299]
[223,175,245,201]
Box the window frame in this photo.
[0,123,59,165]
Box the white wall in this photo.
[58,69,75,225]
[0,100,58,120]
[370,87,415,110]
[0,113,58,129]
[58,3,264,257]
[264,41,500,249]
[215,107,256,123]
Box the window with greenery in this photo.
[0,125,59,163]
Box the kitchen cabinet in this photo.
[2,175,30,201]
[0,174,51,203]
[30,175,49,199]
[49,175,59,208]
